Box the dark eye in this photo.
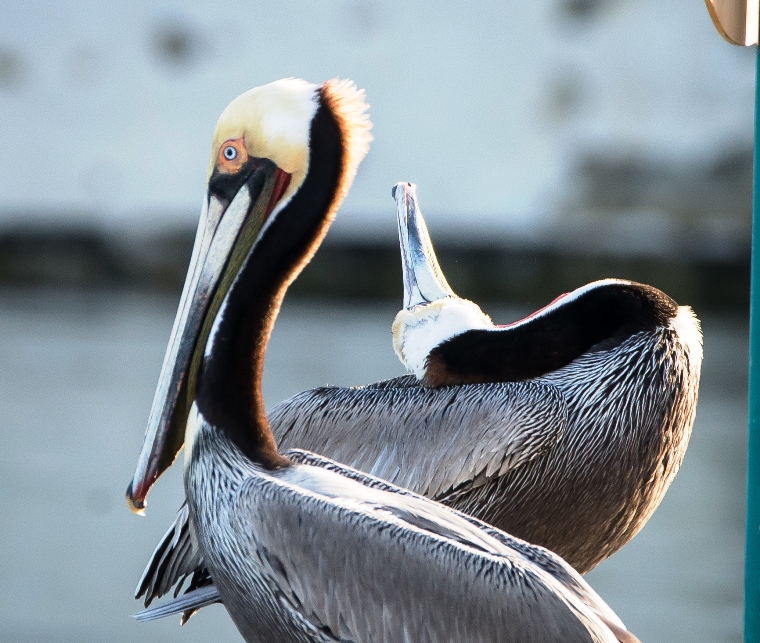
[223,146,237,160]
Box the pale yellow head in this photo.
[208,78,371,213]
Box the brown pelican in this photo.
[389,182,703,571]
[126,78,639,642]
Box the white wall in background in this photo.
[0,0,754,246]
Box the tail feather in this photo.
[132,585,221,623]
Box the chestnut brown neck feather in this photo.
[196,90,347,468]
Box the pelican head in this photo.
[391,182,492,380]
[126,78,371,513]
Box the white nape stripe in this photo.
[502,278,633,331]
[257,80,320,233]
[255,78,372,249]
[670,306,703,368]
[184,402,204,469]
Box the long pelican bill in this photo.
[126,158,290,514]
[393,182,454,309]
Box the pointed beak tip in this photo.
[125,482,147,516]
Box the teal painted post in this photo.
[748,43,760,643]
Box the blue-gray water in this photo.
[0,290,746,642]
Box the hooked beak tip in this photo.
[392,181,415,202]
[125,482,147,516]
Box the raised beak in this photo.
[393,182,454,309]
[126,159,286,514]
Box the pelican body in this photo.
[126,78,638,642]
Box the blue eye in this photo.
[223,146,237,160]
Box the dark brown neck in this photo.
[196,91,346,468]
[423,282,678,387]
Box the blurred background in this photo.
[0,1,751,641]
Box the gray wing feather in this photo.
[235,460,630,643]
[287,450,636,640]
[274,378,567,498]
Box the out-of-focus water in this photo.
[0,290,746,642]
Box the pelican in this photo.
[126,78,639,642]
[389,182,703,570]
